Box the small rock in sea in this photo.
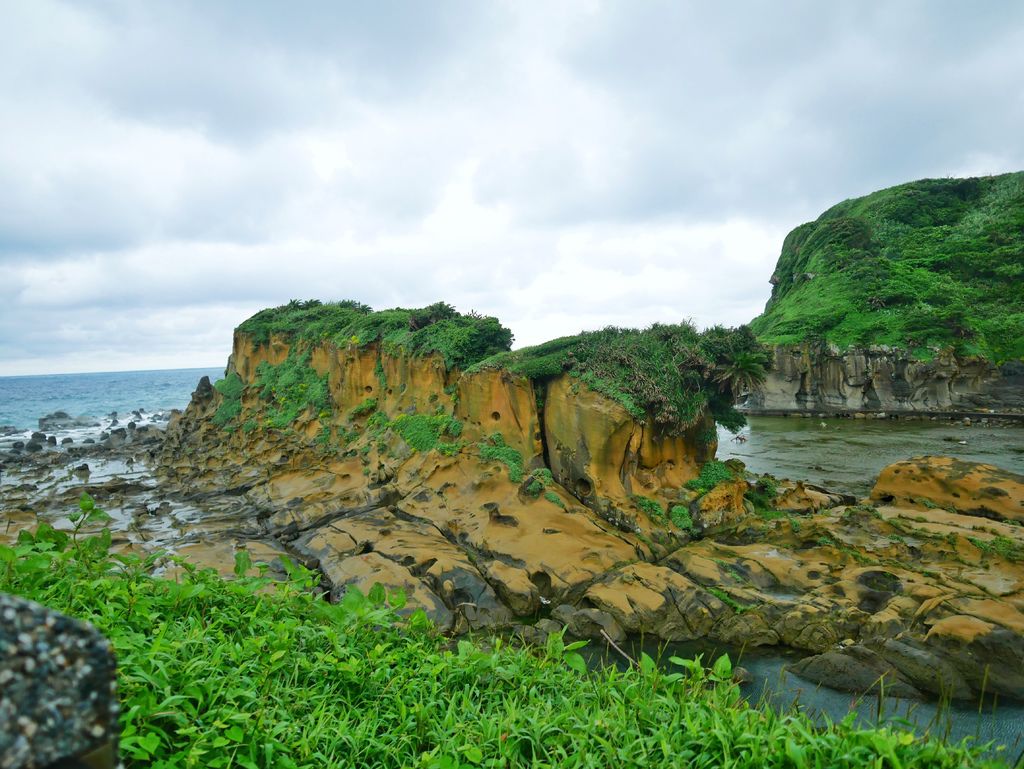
[46,436,57,446]
[83,439,95,445]
[30,432,46,443]
[127,422,136,430]
[61,437,73,445]
[132,410,142,419]
[12,441,24,450]
[25,441,43,453]
[110,418,119,427]
[733,666,753,684]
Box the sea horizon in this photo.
[0,366,224,433]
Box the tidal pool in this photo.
[717,415,1024,497]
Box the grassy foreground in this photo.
[0,516,1010,768]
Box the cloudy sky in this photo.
[2,1,1022,375]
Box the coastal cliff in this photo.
[748,172,1024,415]
[743,343,1024,414]
[155,301,1024,701]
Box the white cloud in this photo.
[1,1,1022,375]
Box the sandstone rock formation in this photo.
[149,308,1024,702]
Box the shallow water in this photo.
[585,639,1024,760]
[718,416,1024,497]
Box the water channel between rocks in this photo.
[582,639,1024,761]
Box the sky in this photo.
[2,1,1023,376]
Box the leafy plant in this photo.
[255,351,331,430]
[543,490,566,509]
[684,460,734,495]
[670,505,694,532]
[212,373,244,428]
[477,433,524,483]
[237,300,513,370]
[349,397,378,419]
[0,518,1004,769]
[633,495,665,522]
[391,412,463,453]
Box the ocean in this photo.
[0,367,224,437]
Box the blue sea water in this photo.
[0,367,224,433]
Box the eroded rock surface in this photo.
[743,344,1024,415]
[144,330,1024,702]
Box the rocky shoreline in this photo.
[3,331,1023,707]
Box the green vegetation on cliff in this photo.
[2,518,1006,769]
[751,172,1024,361]
[238,300,513,370]
[473,322,768,433]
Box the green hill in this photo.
[750,172,1024,362]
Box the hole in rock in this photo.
[575,478,593,498]
[491,411,501,421]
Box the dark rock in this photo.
[0,593,120,768]
[30,432,46,443]
[12,441,24,450]
[24,442,43,453]
[193,376,214,401]
[83,439,96,445]
[879,638,972,700]
[789,645,921,699]
[61,437,74,445]
[562,607,625,643]
[46,436,57,446]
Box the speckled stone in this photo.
[0,593,119,769]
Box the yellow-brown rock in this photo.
[146,326,1024,702]
[871,456,1024,522]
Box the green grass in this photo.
[477,433,524,482]
[543,490,566,509]
[349,397,378,419]
[212,373,244,428]
[255,351,331,430]
[707,587,754,614]
[632,495,665,522]
[669,505,694,532]
[237,300,513,371]
[391,413,463,453]
[470,323,768,434]
[0,510,1009,769]
[968,535,1024,562]
[751,172,1024,362]
[684,460,735,495]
